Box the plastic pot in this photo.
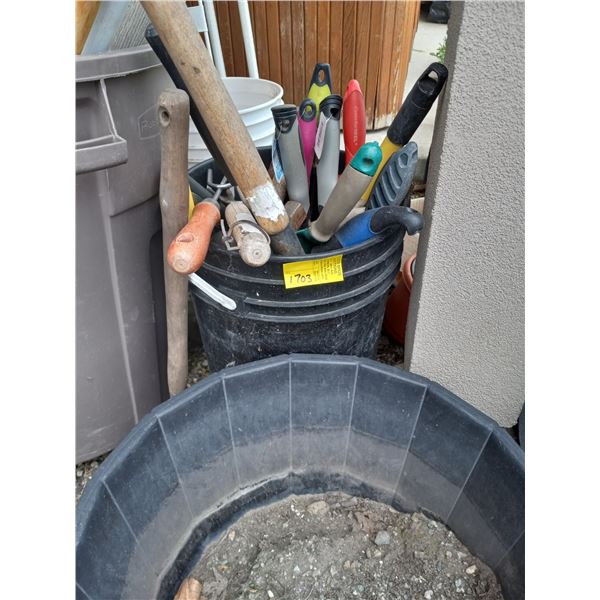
[383,253,417,344]
[189,148,405,372]
[76,354,524,600]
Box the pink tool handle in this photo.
[298,98,317,183]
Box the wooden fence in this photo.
[213,0,420,129]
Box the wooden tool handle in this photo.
[141,0,288,235]
[159,89,190,396]
[225,202,271,267]
[76,1,100,54]
[173,577,203,600]
[167,201,220,274]
[267,162,287,201]
[285,200,307,230]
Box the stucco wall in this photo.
[404,1,524,426]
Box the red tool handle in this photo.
[343,80,366,167]
[167,201,220,274]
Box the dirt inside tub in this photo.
[189,491,503,600]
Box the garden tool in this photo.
[298,98,317,182]
[285,200,308,231]
[145,23,235,184]
[167,176,229,274]
[360,62,448,202]
[343,79,366,167]
[316,94,343,211]
[272,104,310,212]
[267,162,287,201]
[270,225,306,256]
[141,0,289,235]
[366,142,419,209]
[223,201,271,267]
[307,63,333,120]
[157,88,189,396]
[317,205,423,252]
[299,142,382,250]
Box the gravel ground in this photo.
[190,492,503,600]
[75,453,109,503]
[75,335,404,503]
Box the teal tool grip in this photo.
[349,142,382,177]
[310,142,382,243]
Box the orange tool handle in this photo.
[167,201,220,274]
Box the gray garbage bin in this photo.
[76,45,172,462]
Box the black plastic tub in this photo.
[188,149,404,371]
[76,355,524,600]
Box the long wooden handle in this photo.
[75,1,100,54]
[167,201,221,274]
[267,162,286,201]
[141,0,289,235]
[159,89,190,396]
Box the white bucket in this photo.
[188,77,284,166]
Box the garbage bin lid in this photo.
[76,44,161,83]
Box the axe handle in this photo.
[158,89,190,396]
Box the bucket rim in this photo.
[205,227,397,264]
[221,77,284,115]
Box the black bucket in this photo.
[189,149,404,371]
[76,355,524,600]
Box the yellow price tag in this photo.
[283,255,344,289]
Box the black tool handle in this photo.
[272,104,298,134]
[320,94,343,120]
[299,98,317,122]
[188,175,211,199]
[308,63,332,90]
[145,24,236,185]
[387,62,449,146]
[370,205,424,236]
